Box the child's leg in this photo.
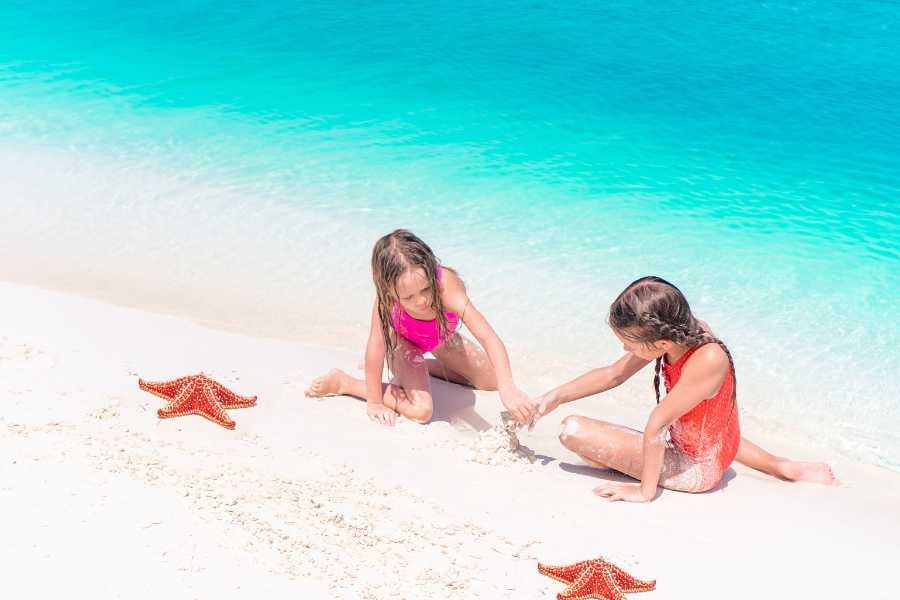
[430,333,498,391]
[557,415,645,479]
[557,416,723,493]
[423,358,472,387]
[736,437,837,485]
[305,342,435,423]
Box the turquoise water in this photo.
[2,2,898,466]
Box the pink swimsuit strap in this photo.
[390,266,460,353]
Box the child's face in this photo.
[613,328,669,361]
[394,267,434,316]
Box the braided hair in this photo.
[608,276,737,408]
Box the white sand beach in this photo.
[2,280,898,599]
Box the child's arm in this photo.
[442,272,535,425]
[596,344,730,502]
[364,299,397,426]
[534,353,650,420]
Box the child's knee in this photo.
[406,400,434,424]
[394,386,433,423]
[559,415,587,445]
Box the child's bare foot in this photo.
[777,460,838,485]
[305,369,348,398]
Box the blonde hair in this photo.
[371,229,452,362]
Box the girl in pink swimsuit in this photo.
[534,276,836,501]
[306,229,535,427]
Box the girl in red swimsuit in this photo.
[534,276,836,501]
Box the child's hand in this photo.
[499,384,537,426]
[367,403,397,426]
[534,390,562,422]
[593,482,650,503]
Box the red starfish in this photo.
[538,558,655,600]
[138,373,257,430]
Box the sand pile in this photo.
[470,412,536,466]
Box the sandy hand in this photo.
[367,402,397,426]
[499,384,537,426]
[531,390,561,427]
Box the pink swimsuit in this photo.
[390,266,460,353]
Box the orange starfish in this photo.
[138,373,257,429]
[538,558,655,600]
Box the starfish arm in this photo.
[198,380,238,429]
[558,562,625,600]
[157,378,236,429]
[206,378,257,409]
[538,560,593,585]
[138,375,196,402]
[603,561,656,593]
[597,564,628,600]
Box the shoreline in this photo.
[2,279,898,599]
[0,268,884,472]
[3,139,897,471]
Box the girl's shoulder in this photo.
[680,343,730,385]
[439,266,465,291]
[438,267,469,312]
[673,343,729,399]
[691,319,728,370]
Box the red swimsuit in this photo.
[661,345,741,492]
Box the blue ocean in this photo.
[1,2,898,466]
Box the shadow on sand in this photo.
[428,378,491,431]
[428,379,558,465]
[559,461,736,493]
